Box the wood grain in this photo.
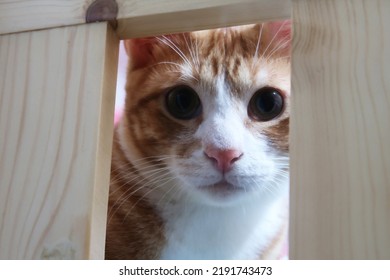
[0,22,118,259]
[290,0,390,259]
[0,0,291,37]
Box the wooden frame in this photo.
[1,0,389,259]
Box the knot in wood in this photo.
[86,0,118,27]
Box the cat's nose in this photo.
[204,146,243,173]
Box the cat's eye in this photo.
[165,86,202,120]
[248,87,284,121]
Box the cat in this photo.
[105,21,291,260]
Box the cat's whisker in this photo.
[246,175,287,198]
[273,55,291,62]
[275,174,289,181]
[122,175,182,223]
[154,62,199,82]
[271,161,289,165]
[260,20,288,63]
[192,34,201,69]
[265,39,291,61]
[274,163,289,167]
[131,154,183,161]
[252,23,264,69]
[109,154,183,195]
[273,159,289,163]
[109,162,169,186]
[110,154,181,174]
[264,20,288,55]
[153,181,182,210]
[180,73,199,82]
[157,36,193,70]
[269,157,289,162]
[273,163,289,166]
[110,164,172,188]
[271,157,289,161]
[109,165,172,201]
[265,184,280,197]
[262,180,281,197]
[156,67,199,82]
[156,61,183,69]
[109,184,158,221]
[183,33,200,73]
[127,155,182,165]
[108,170,174,225]
[110,159,165,175]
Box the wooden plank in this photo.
[115,0,291,38]
[0,0,290,37]
[290,0,390,259]
[0,22,118,259]
[0,0,87,35]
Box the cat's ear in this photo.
[267,20,291,42]
[252,20,291,56]
[123,38,158,70]
[123,34,189,70]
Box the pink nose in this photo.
[204,146,243,173]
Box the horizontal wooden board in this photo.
[0,0,290,37]
[115,0,291,38]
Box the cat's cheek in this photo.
[174,140,202,158]
[262,118,289,153]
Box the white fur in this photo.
[160,180,288,259]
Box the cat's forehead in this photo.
[182,26,290,97]
[191,26,257,62]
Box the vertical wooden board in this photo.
[290,0,390,259]
[0,22,118,259]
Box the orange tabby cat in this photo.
[105,21,291,260]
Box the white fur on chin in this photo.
[159,178,288,260]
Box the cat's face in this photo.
[120,22,290,206]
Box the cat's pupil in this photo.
[249,87,284,121]
[166,86,202,120]
[175,93,192,111]
[257,92,275,112]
